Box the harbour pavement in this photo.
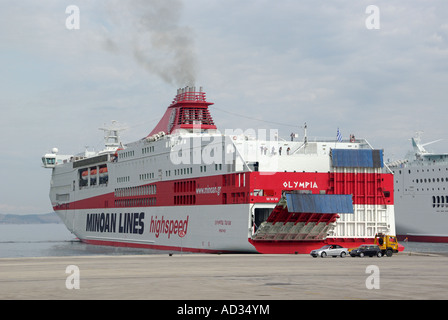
[0,253,447,301]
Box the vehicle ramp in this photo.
[252,193,354,241]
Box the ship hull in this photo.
[57,204,256,253]
[395,193,448,243]
[56,205,382,254]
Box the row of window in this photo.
[140,172,155,180]
[412,187,447,192]
[115,197,156,207]
[118,150,135,159]
[174,195,196,205]
[175,167,193,175]
[117,163,223,186]
[432,195,448,208]
[200,164,223,172]
[397,167,448,175]
[114,185,157,198]
[117,176,130,183]
[226,192,247,204]
[414,177,448,183]
[174,180,196,193]
[142,146,155,154]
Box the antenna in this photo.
[303,122,307,144]
[99,120,127,150]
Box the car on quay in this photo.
[349,244,383,257]
[310,244,349,258]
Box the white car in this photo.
[310,245,349,258]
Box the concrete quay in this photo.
[0,253,447,300]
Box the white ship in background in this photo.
[389,133,448,242]
[42,87,398,253]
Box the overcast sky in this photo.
[1,0,448,214]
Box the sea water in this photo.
[0,224,166,258]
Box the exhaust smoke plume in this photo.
[104,0,197,86]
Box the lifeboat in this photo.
[99,167,108,178]
[81,170,89,180]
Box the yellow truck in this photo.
[374,233,399,257]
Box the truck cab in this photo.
[374,233,399,257]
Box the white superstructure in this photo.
[389,133,448,242]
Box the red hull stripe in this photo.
[82,239,234,254]
[397,234,448,243]
[54,171,394,211]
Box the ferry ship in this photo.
[41,87,396,253]
[389,133,448,243]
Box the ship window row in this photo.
[174,180,196,193]
[172,164,222,176]
[117,176,130,183]
[119,150,135,159]
[175,167,192,175]
[414,178,448,183]
[399,168,448,174]
[415,186,446,191]
[115,185,157,197]
[412,187,446,192]
[140,172,155,180]
[432,195,448,208]
[115,197,156,207]
[174,195,196,205]
[416,167,448,172]
[229,192,248,204]
[142,146,155,154]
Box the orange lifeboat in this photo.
[99,167,108,178]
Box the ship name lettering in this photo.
[149,215,189,239]
[118,212,145,235]
[283,181,318,189]
[85,212,144,234]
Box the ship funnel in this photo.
[147,86,216,136]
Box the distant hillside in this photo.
[0,212,62,224]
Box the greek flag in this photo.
[337,128,342,142]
